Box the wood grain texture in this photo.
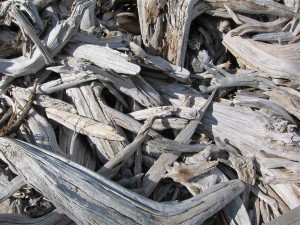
[0,138,245,225]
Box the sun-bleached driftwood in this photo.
[260,174,300,184]
[0,0,299,223]
[26,108,63,155]
[233,93,297,125]
[229,17,288,36]
[65,83,127,162]
[98,116,156,177]
[80,0,96,32]
[223,32,300,89]
[71,32,126,49]
[32,0,58,10]
[15,98,64,155]
[199,72,276,93]
[0,210,74,225]
[102,104,162,139]
[137,0,200,66]
[265,206,300,225]
[49,58,162,107]
[216,138,256,203]
[58,127,96,170]
[0,1,91,78]
[12,86,77,113]
[128,106,200,120]
[1,0,43,30]
[202,0,295,18]
[46,107,125,142]
[0,176,25,204]
[147,138,209,154]
[252,32,294,43]
[129,41,191,83]
[0,137,245,225]
[152,118,189,131]
[10,5,54,64]
[65,43,141,75]
[148,78,300,209]
[142,90,216,197]
[38,73,99,94]
[163,161,218,196]
[264,87,300,119]
[0,86,36,137]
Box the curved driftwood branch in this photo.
[0,137,245,225]
[223,32,300,89]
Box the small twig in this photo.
[0,83,37,137]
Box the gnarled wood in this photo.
[0,137,245,225]
[137,0,199,66]
[223,32,300,89]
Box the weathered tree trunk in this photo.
[137,0,199,66]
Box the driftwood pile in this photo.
[0,0,299,224]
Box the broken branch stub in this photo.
[138,0,199,66]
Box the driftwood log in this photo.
[0,138,245,225]
[0,0,299,224]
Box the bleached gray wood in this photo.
[202,0,295,18]
[50,57,162,107]
[261,174,300,184]
[233,94,297,125]
[46,107,125,141]
[129,41,190,82]
[3,0,44,29]
[80,0,96,32]
[130,75,163,107]
[10,5,54,64]
[199,73,276,93]
[71,32,126,49]
[147,138,210,154]
[129,106,199,120]
[12,86,77,113]
[32,0,58,10]
[0,176,25,204]
[223,31,300,89]
[252,32,294,43]
[137,0,199,66]
[69,132,96,171]
[65,43,141,75]
[262,158,300,173]
[0,210,74,225]
[0,137,246,225]
[66,83,127,162]
[142,90,216,197]
[265,206,300,225]
[264,87,300,119]
[58,127,96,170]
[100,81,129,109]
[148,78,300,209]
[152,118,189,131]
[0,1,91,78]
[102,103,162,139]
[39,73,99,94]
[27,107,63,155]
[98,116,156,177]
[230,18,289,36]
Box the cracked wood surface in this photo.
[0,138,245,225]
